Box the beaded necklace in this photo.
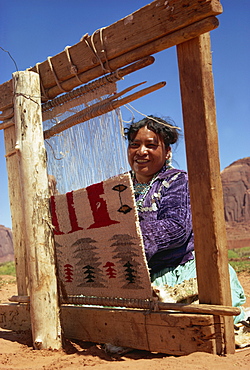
[132,172,159,211]
[132,162,173,211]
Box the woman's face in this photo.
[127,126,169,183]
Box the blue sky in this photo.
[0,0,249,228]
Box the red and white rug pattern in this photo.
[50,173,152,299]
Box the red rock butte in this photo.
[0,225,14,264]
[221,157,250,249]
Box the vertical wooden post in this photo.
[4,124,29,296]
[177,33,235,354]
[12,71,62,350]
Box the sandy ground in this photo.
[0,273,249,370]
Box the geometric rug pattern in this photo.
[50,173,152,299]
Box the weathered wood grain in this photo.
[4,125,28,296]
[12,71,62,350]
[177,33,235,354]
[0,304,226,355]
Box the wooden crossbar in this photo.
[9,295,240,317]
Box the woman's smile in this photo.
[127,126,169,183]
[135,159,149,163]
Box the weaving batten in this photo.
[44,81,166,140]
[42,74,116,112]
[8,295,241,316]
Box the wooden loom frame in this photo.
[0,0,237,355]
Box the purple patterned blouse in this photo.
[133,165,194,275]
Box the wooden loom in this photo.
[0,0,237,356]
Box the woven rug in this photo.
[50,173,152,299]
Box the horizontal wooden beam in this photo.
[9,295,240,316]
[30,0,222,90]
[0,0,222,110]
[46,16,219,101]
[0,303,226,355]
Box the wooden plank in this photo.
[62,307,219,355]
[4,125,28,296]
[0,304,226,355]
[46,16,219,101]
[29,0,222,88]
[0,304,31,331]
[176,33,235,354]
[12,71,62,350]
[0,0,222,109]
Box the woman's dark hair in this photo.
[124,115,179,147]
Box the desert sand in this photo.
[0,273,249,369]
